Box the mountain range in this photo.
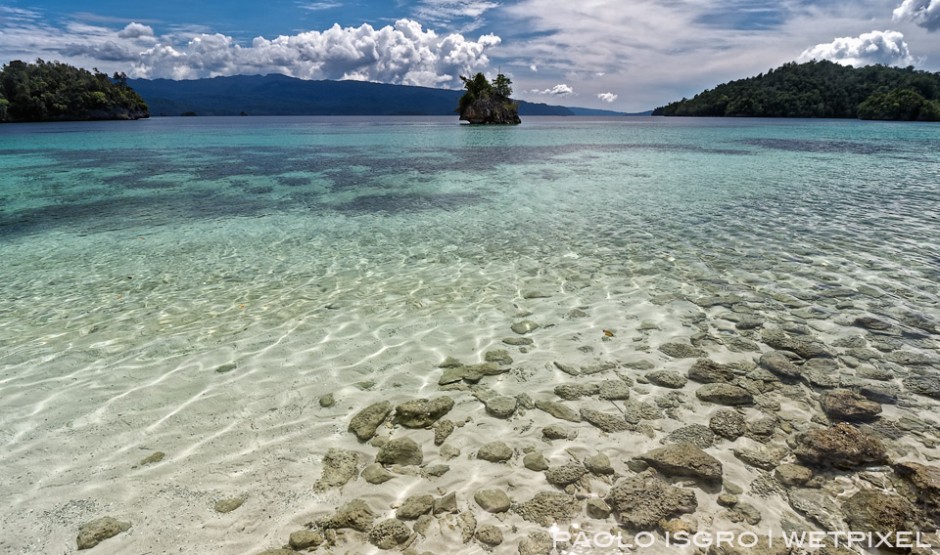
[128,74,630,117]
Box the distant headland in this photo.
[653,60,940,121]
[0,60,149,123]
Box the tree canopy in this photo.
[0,59,149,122]
[456,72,520,124]
[652,60,940,121]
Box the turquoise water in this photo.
[1,116,939,553]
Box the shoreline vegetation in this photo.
[0,60,149,123]
[653,60,940,121]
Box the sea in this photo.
[1,116,939,554]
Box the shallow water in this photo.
[1,116,939,554]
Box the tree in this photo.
[493,73,512,97]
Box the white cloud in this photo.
[893,0,940,31]
[133,19,498,86]
[532,83,573,96]
[597,92,617,103]
[799,30,916,67]
[118,22,155,40]
[298,2,342,10]
[0,17,498,88]
[415,1,500,23]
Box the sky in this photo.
[1,0,940,111]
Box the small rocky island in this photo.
[0,59,149,123]
[457,72,521,125]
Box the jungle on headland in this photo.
[653,60,940,121]
[0,59,149,123]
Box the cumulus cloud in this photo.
[798,30,916,67]
[118,22,156,40]
[0,16,499,88]
[597,92,618,103]
[62,41,138,62]
[893,0,940,31]
[531,83,574,96]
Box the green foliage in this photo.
[0,59,148,122]
[652,60,940,121]
[457,72,513,113]
[857,88,940,121]
[493,73,513,97]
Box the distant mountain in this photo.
[653,60,940,121]
[128,74,625,117]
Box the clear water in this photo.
[1,116,939,553]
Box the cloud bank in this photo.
[597,92,618,103]
[799,30,916,67]
[893,0,940,31]
[0,17,499,88]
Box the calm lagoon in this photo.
[1,116,939,553]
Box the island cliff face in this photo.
[460,96,522,125]
[457,73,521,125]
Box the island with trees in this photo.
[457,72,521,125]
[653,60,940,121]
[0,59,149,123]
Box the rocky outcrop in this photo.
[794,422,888,469]
[459,96,521,125]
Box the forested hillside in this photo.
[0,59,148,122]
[653,61,940,121]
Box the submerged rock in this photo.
[666,424,715,448]
[709,409,746,440]
[397,495,434,520]
[688,359,736,383]
[758,351,802,380]
[893,461,940,523]
[369,518,414,549]
[696,383,753,406]
[484,395,518,419]
[842,490,922,549]
[77,517,131,550]
[511,320,540,334]
[514,491,582,526]
[902,375,940,399]
[474,489,511,513]
[518,530,554,555]
[794,423,888,469]
[761,328,832,359]
[315,448,362,490]
[659,342,705,359]
[288,530,324,550]
[638,443,722,483]
[788,488,842,531]
[477,441,513,462]
[320,498,376,532]
[554,383,600,400]
[348,401,392,441]
[545,464,588,486]
[647,370,688,389]
[475,523,504,546]
[214,498,244,513]
[581,408,631,433]
[394,397,454,428]
[376,437,423,466]
[535,400,581,422]
[819,389,882,422]
[606,472,697,529]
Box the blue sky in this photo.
[2,0,940,110]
